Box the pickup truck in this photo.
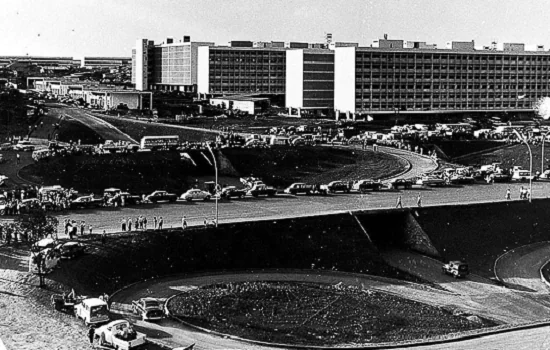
[93,320,146,349]
[145,190,178,203]
[132,297,164,321]
[248,184,277,197]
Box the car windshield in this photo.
[144,301,159,308]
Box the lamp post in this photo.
[206,144,219,227]
[541,129,550,174]
[513,129,533,202]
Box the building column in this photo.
[352,113,356,121]
[297,108,301,118]
[346,111,350,120]
[150,93,153,110]
[288,107,292,116]
[335,110,339,121]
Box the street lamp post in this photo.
[513,129,533,203]
[206,144,219,227]
[541,130,550,174]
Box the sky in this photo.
[1,0,550,58]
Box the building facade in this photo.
[335,46,550,118]
[197,46,286,95]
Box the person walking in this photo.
[80,221,85,236]
[153,216,158,230]
[506,188,511,200]
[127,217,132,231]
[134,217,139,231]
[101,230,106,245]
[396,195,403,209]
[519,186,525,200]
[121,218,126,232]
[87,326,95,344]
[416,193,422,207]
[182,216,187,230]
[16,153,20,165]
[158,216,163,230]
[143,216,148,230]
[89,224,93,235]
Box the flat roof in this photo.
[355,47,550,56]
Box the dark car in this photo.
[220,186,247,199]
[55,241,86,259]
[389,178,413,190]
[324,181,350,194]
[145,190,177,203]
[108,192,142,206]
[70,196,104,209]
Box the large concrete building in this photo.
[133,35,550,118]
[197,46,286,96]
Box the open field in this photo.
[457,144,548,171]
[168,281,491,346]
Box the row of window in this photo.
[356,104,533,111]
[357,84,548,90]
[357,54,550,63]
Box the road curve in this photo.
[494,241,550,293]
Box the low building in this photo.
[209,96,270,115]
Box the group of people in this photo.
[64,219,93,239]
[120,216,153,231]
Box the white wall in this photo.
[197,46,210,94]
[334,46,356,114]
[285,49,303,109]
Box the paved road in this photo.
[51,180,550,236]
[494,242,550,293]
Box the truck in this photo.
[442,260,469,278]
[248,184,277,197]
[74,298,110,325]
[131,297,164,321]
[93,320,146,349]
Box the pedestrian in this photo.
[506,188,511,200]
[16,153,20,164]
[89,224,93,235]
[68,223,73,239]
[203,218,208,228]
[527,188,531,201]
[134,217,139,231]
[143,216,148,230]
[121,218,126,231]
[182,216,187,230]
[153,216,158,230]
[416,193,422,207]
[519,186,524,200]
[127,217,132,231]
[87,326,95,344]
[158,216,163,230]
[396,195,403,209]
[80,221,85,236]
[101,230,106,245]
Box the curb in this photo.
[539,258,550,289]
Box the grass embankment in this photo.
[223,147,408,188]
[50,214,416,295]
[457,144,547,171]
[429,140,504,159]
[93,114,217,142]
[415,200,550,278]
[168,281,489,346]
[20,147,407,192]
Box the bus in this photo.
[140,135,179,151]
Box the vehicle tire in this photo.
[204,196,211,201]
[252,193,258,198]
[268,192,275,197]
[306,191,311,196]
[186,198,192,202]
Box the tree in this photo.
[535,97,550,120]
[15,208,59,242]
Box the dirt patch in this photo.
[167,281,490,346]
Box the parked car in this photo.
[75,298,110,326]
[512,170,535,182]
[131,298,164,321]
[284,183,313,195]
[93,320,146,349]
[323,181,350,194]
[13,140,35,152]
[220,186,247,199]
[180,189,212,201]
[108,192,142,207]
[248,184,277,197]
[0,143,12,151]
[415,176,446,187]
[388,178,413,190]
[145,190,177,203]
[55,241,86,259]
[70,196,103,209]
[352,179,382,193]
[442,260,469,278]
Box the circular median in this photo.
[165,279,488,347]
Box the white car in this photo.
[512,170,535,182]
[132,297,164,321]
[75,298,110,325]
[180,189,212,201]
[13,140,35,152]
[93,320,146,349]
[0,143,12,151]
